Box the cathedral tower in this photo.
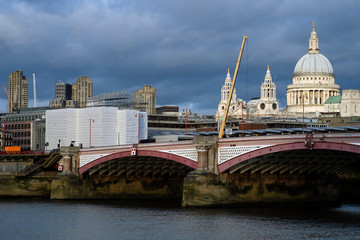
[257,66,279,115]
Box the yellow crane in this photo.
[218,35,248,139]
[3,86,14,112]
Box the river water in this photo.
[0,199,359,240]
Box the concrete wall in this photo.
[0,161,32,172]
[0,177,52,197]
[51,175,184,200]
[182,172,340,207]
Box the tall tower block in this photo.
[8,70,28,113]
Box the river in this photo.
[0,199,359,240]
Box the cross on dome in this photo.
[312,21,315,32]
[266,65,271,77]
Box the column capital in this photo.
[194,144,212,152]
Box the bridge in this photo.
[76,132,360,177]
[50,131,360,206]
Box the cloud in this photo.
[0,0,359,115]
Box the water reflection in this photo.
[0,199,359,240]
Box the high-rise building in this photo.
[8,70,28,113]
[134,85,156,114]
[72,76,93,108]
[49,81,75,108]
[55,81,72,100]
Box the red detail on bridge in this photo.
[218,141,360,173]
[79,149,197,175]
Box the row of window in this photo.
[6,115,42,122]
[13,131,31,137]
[13,139,30,145]
[5,123,31,130]
[295,77,331,81]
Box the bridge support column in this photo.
[183,136,220,206]
[51,146,80,199]
[195,145,211,170]
[193,136,218,173]
[58,146,79,175]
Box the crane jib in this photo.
[218,35,248,139]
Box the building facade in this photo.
[216,69,245,120]
[340,89,360,117]
[215,22,360,121]
[46,107,148,150]
[256,66,279,116]
[49,80,80,108]
[72,76,93,108]
[55,81,72,100]
[286,22,341,115]
[134,85,156,114]
[8,70,28,113]
[1,108,47,151]
[0,130,13,150]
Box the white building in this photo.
[216,22,360,120]
[286,22,341,115]
[216,69,246,120]
[256,66,279,116]
[340,89,360,117]
[46,107,147,150]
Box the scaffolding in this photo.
[86,91,147,110]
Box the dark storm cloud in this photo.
[0,0,359,114]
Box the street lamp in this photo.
[89,118,94,148]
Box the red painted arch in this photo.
[218,141,360,173]
[79,149,197,175]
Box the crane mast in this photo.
[3,86,14,113]
[218,35,248,139]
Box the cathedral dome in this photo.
[293,53,334,76]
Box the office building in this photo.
[8,70,28,113]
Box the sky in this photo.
[0,0,359,115]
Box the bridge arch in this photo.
[218,141,360,174]
[79,149,197,175]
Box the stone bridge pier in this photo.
[182,136,341,207]
[51,146,80,199]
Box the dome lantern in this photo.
[308,21,319,54]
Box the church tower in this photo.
[215,69,244,120]
[257,66,279,115]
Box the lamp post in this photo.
[241,101,244,137]
[89,118,94,148]
[186,108,188,140]
[300,93,305,133]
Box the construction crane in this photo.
[218,35,248,139]
[3,86,14,112]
